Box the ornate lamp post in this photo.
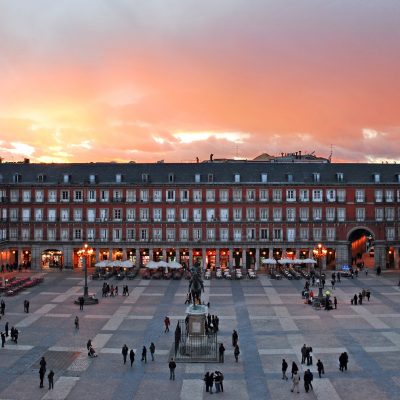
[75,243,98,305]
[313,243,327,299]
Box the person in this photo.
[219,343,225,363]
[339,352,348,372]
[353,294,358,305]
[306,346,313,366]
[48,370,54,390]
[337,272,341,282]
[365,268,368,277]
[366,290,371,301]
[204,372,211,393]
[88,346,97,357]
[79,296,84,311]
[150,342,155,361]
[1,299,5,316]
[303,369,313,392]
[164,316,171,333]
[301,344,307,364]
[1,331,5,348]
[39,365,45,388]
[86,339,92,351]
[74,316,79,330]
[40,356,47,372]
[129,349,135,367]
[291,371,300,393]
[24,299,28,313]
[291,361,298,378]
[214,371,221,393]
[316,359,325,378]
[358,293,363,305]
[232,330,238,347]
[234,344,240,362]
[141,346,147,363]
[5,321,9,337]
[282,358,288,380]
[215,371,224,392]
[169,357,176,380]
[377,266,381,276]
[331,279,335,289]
[122,344,128,364]
[334,297,337,309]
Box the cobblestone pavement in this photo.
[1,269,400,399]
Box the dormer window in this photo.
[336,172,344,182]
[234,174,240,183]
[142,173,149,183]
[13,173,21,183]
[89,174,97,184]
[208,174,214,183]
[63,174,70,183]
[373,173,380,183]
[195,174,201,183]
[396,174,400,183]
[37,174,45,183]
[0,174,3,183]
[168,173,175,182]
[261,173,268,183]
[313,172,320,183]
[286,173,293,182]
[116,174,122,183]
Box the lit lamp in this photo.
[75,243,98,305]
[313,243,328,299]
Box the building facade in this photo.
[0,161,399,270]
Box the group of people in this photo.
[204,371,224,393]
[121,344,136,366]
[205,313,219,334]
[232,330,240,362]
[351,289,371,305]
[101,282,122,297]
[38,356,55,390]
[86,339,98,358]
[300,344,313,366]
[1,261,31,273]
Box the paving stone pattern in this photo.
[0,270,400,399]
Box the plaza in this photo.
[1,269,400,400]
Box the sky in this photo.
[0,0,399,164]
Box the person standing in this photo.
[291,361,298,378]
[291,371,300,393]
[303,369,314,392]
[164,316,171,333]
[353,294,358,305]
[1,299,5,316]
[48,370,54,390]
[5,321,9,337]
[301,344,307,364]
[282,359,288,380]
[232,330,238,347]
[204,372,211,393]
[219,343,225,363]
[40,356,47,372]
[366,290,371,301]
[141,346,147,363]
[39,366,45,388]
[150,342,155,361]
[79,296,84,311]
[234,344,240,362]
[129,349,135,367]
[359,293,363,305]
[26,300,30,313]
[334,297,337,310]
[122,344,128,364]
[74,316,79,330]
[1,331,5,348]
[23,300,27,313]
[169,358,176,380]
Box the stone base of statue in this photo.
[74,295,99,305]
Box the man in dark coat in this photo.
[232,330,238,347]
[141,346,147,363]
[303,369,313,392]
[39,366,45,388]
[48,370,55,389]
[169,358,176,380]
[219,343,225,363]
[129,349,135,367]
[282,359,288,380]
[316,359,325,378]
[122,344,128,364]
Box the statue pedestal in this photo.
[186,304,208,335]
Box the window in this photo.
[286,208,296,222]
[206,190,215,202]
[260,208,269,221]
[140,228,148,241]
[13,173,21,183]
[35,228,43,240]
[74,208,82,222]
[234,174,240,183]
[34,208,43,221]
[375,190,383,202]
[356,208,365,221]
[74,229,82,240]
[300,189,309,202]
[100,228,108,241]
[326,227,336,241]
[88,190,96,202]
[220,228,229,242]
[220,208,229,222]
[336,173,344,182]
[233,208,242,221]
[386,227,395,240]
[167,208,176,222]
[47,228,56,241]
[180,228,188,241]
[195,174,201,183]
[140,189,149,202]
[355,189,365,202]
[206,209,215,222]
[48,190,57,202]
[142,173,149,183]
[113,228,122,241]
[313,227,322,241]
[61,228,69,241]
[206,228,215,241]
[287,228,296,242]
[259,189,268,202]
[247,228,256,240]
[180,189,189,202]
[286,173,293,182]
[313,172,320,182]
[9,228,18,239]
[233,189,242,202]
[87,209,96,222]
[286,189,296,202]
[273,208,282,222]
[116,173,122,183]
[385,207,395,221]
[100,190,109,202]
[375,208,384,221]
[99,208,108,221]
[48,209,56,222]
[246,208,256,221]
[247,189,255,201]
[261,173,268,183]
[300,208,309,222]
[61,190,69,202]
[23,190,31,202]
[113,209,122,221]
[125,208,135,222]
[193,228,202,240]
[113,190,122,202]
[126,190,136,202]
[326,189,336,202]
[153,189,162,202]
[63,174,70,183]
[89,174,96,184]
[140,208,149,221]
[300,227,309,241]
[233,228,242,241]
[153,228,162,241]
[193,209,202,222]
[35,190,44,202]
[326,208,335,221]
[313,208,322,221]
[272,189,282,202]
[21,228,29,240]
[208,174,214,183]
[10,208,18,221]
[219,189,229,202]
[10,190,19,202]
[127,229,135,241]
[61,209,69,222]
[385,189,394,202]
[373,173,380,183]
[312,189,323,202]
[86,228,95,241]
[337,189,346,202]
[166,190,176,202]
[273,228,282,241]
[152,208,161,222]
[337,208,346,222]
[260,228,268,240]
[73,190,82,202]
[193,189,202,202]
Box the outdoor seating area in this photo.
[141,260,184,280]
[247,268,257,279]
[0,276,44,296]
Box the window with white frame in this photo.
[261,173,268,183]
[247,228,256,240]
[193,189,202,202]
[326,227,336,241]
[127,208,136,221]
[312,189,323,202]
[233,208,242,221]
[48,209,56,222]
[9,228,18,240]
[286,189,296,202]
[287,228,296,242]
[74,208,82,221]
[100,228,108,240]
[153,189,162,202]
[375,208,384,221]
[337,208,346,222]
[375,190,383,202]
[63,174,70,183]
[206,209,215,222]
[355,189,365,202]
[313,172,320,182]
[99,208,108,221]
[166,208,176,222]
[326,207,335,221]
[88,189,96,202]
[35,190,44,202]
[219,189,228,202]
[273,207,282,222]
[9,208,18,221]
[220,228,229,242]
[386,227,395,240]
[35,208,43,221]
[22,208,30,222]
[152,208,161,222]
[273,228,282,241]
[206,190,215,202]
[397,189,400,202]
[89,174,96,184]
[286,173,293,182]
[299,189,309,202]
[100,190,109,202]
[259,189,268,202]
[180,228,188,241]
[87,209,95,222]
[126,190,136,202]
[113,208,122,221]
[61,190,70,202]
[87,228,95,241]
[74,229,82,240]
[247,189,255,201]
[140,208,149,221]
[47,228,56,241]
[193,228,202,240]
[260,228,268,240]
[300,207,309,221]
[153,228,162,241]
[385,207,395,221]
[48,190,56,202]
[233,228,242,241]
[180,189,189,202]
[22,228,29,240]
[208,174,214,183]
[233,189,242,202]
[272,189,282,202]
[35,228,43,240]
[373,173,380,183]
[260,208,269,221]
[10,190,19,202]
[166,190,176,202]
[116,173,122,183]
[313,208,322,221]
[127,229,135,240]
[61,209,69,222]
[140,189,149,202]
[74,190,83,202]
[61,228,69,241]
[220,208,229,222]
[246,208,256,221]
[206,228,215,241]
[337,189,346,202]
[180,208,188,222]
[385,189,394,202]
[313,227,322,241]
[23,190,31,202]
[194,174,201,183]
[286,208,296,222]
[336,172,344,182]
[113,190,122,202]
[234,174,240,183]
[356,208,365,221]
[326,189,336,202]
[141,173,149,183]
[193,209,202,222]
[113,228,122,241]
[300,227,309,241]
[140,228,148,241]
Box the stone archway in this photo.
[347,227,375,268]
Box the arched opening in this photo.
[347,227,375,269]
[42,249,64,269]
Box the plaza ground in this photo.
[1,268,400,400]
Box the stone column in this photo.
[189,248,193,268]
[31,245,42,270]
[229,249,234,270]
[135,248,140,268]
[255,247,260,270]
[150,248,154,262]
[215,248,220,268]
[334,244,349,267]
[375,243,386,269]
[202,247,207,270]
[243,250,247,269]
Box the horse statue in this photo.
[188,266,204,306]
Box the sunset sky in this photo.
[1,0,399,164]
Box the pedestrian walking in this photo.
[169,358,176,380]
[219,343,225,363]
[232,329,238,347]
[48,370,54,390]
[129,349,135,367]
[1,332,5,347]
[234,344,240,362]
[150,342,155,361]
[291,371,300,393]
[122,344,128,364]
[141,346,147,363]
[79,296,84,311]
[334,297,337,309]
[40,356,47,372]
[365,268,368,277]
[301,344,307,364]
[164,316,170,333]
[74,316,79,330]
[39,366,45,388]
[366,289,371,301]
[282,359,288,380]
[359,293,363,305]
[5,321,9,337]
[304,369,313,392]
[291,361,298,378]
[339,352,348,372]
[316,359,325,378]
[353,294,358,305]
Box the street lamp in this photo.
[75,243,98,305]
[313,243,327,299]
